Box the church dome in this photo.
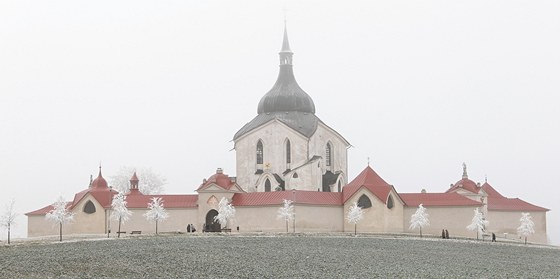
[91,167,109,190]
[257,67,315,114]
[256,25,315,114]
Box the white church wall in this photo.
[109,208,197,235]
[403,206,477,238]
[308,123,348,184]
[234,120,312,192]
[487,210,548,244]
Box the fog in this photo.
[1,1,558,245]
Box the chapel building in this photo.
[26,26,549,244]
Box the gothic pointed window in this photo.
[256,140,264,165]
[326,143,333,167]
[83,200,96,214]
[285,139,291,165]
[357,194,372,209]
[265,179,271,192]
[387,195,394,209]
[338,180,342,192]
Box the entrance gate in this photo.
[205,209,221,232]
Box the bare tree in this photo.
[467,207,489,240]
[1,199,18,244]
[517,212,535,244]
[346,202,364,236]
[214,197,235,231]
[409,204,430,237]
[276,199,294,233]
[144,197,169,234]
[111,192,132,238]
[109,166,167,194]
[45,196,75,242]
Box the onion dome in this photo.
[91,166,109,190]
[256,24,315,114]
[446,163,480,194]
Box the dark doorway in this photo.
[205,209,221,232]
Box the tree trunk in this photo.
[7,224,10,245]
[118,217,122,238]
[156,220,158,235]
[354,224,357,236]
[525,236,527,245]
[59,223,62,242]
[286,220,288,233]
[420,227,422,238]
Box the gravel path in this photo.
[1,234,559,278]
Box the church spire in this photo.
[279,22,293,65]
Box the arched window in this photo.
[357,194,372,209]
[387,195,394,209]
[338,180,342,192]
[293,172,298,178]
[285,139,291,165]
[326,143,332,167]
[265,179,271,192]
[83,200,96,214]
[256,140,264,165]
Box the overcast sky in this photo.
[1,1,558,244]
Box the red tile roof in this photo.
[197,169,237,191]
[487,197,548,212]
[126,194,198,208]
[446,178,481,194]
[480,182,505,198]
[342,166,394,204]
[231,190,342,206]
[26,202,72,216]
[400,193,482,207]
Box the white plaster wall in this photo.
[109,208,197,235]
[403,206,477,238]
[234,120,310,191]
[343,189,404,233]
[234,204,343,232]
[308,123,348,185]
[487,210,548,244]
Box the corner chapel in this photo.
[26,25,549,243]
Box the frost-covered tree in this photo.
[144,197,169,234]
[277,199,294,233]
[346,202,364,236]
[467,207,489,240]
[214,197,235,231]
[109,166,167,194]
[409,204,430,237]
[517,212,535,245]
[45,196,75,242]
[111,192,132,238]
[1,199,18,244]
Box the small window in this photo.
[286,139,291,164]
[265,179,271,192]
[357,194,372,209]
[256,140,264,165]
[293,172,298,178]
[83,200,96,214]
[387,195,394,209]
[326,143,332,167]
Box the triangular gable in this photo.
[343,166,394,204]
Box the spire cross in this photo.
[462,162,468,179]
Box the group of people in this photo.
[186,224,196,233]
[441,229,450,239]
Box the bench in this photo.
[131,231,142,235]
[117,231,126,235]
[221,228,232,233]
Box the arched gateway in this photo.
[205,209,221,232]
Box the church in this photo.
[26,26,549,243]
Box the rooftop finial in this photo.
[367,157,370,166]
[485,174,487,183]
[279,22,293,65]
[462,162,468,179]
